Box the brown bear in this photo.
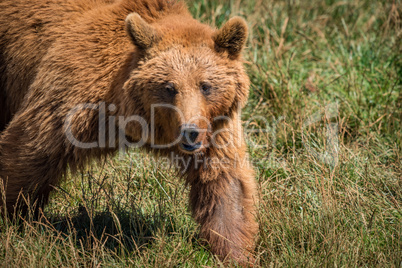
[0,0,258,265]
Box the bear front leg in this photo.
[0,114,66,218]
[187,154,258,265]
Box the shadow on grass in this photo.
[44,206,178,253]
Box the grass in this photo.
[1,0,401,267]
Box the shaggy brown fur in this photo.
[0,0,258,265]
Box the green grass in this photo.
[1,0,401,267]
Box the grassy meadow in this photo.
[1,0,401,267]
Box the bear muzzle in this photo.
[179,124,206,153]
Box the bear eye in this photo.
[165,82,177,96]
[200,82,212,95]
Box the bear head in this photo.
[120,13,250,154]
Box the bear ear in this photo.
[125,13,161,49]
[213,17,248,59]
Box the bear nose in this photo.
[181,124,200,144]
